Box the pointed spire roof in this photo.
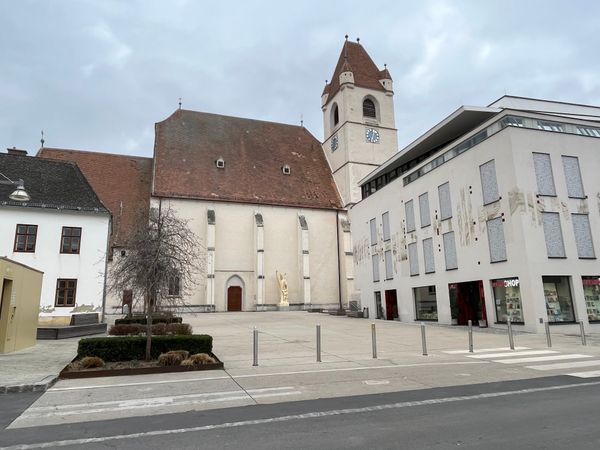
[323,40,389,105]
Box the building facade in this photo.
[0,150,110,324]
[351,96,600,334]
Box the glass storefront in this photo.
[414,286,438,321]
[543,276,576,323]
[492,278,523,324]
[583,276,600,323]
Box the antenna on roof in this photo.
[40,130,45,148]
[356,37,360,43]
[384,63,387,69]
[300,114,304,127]
[178,97,182,110]
[344,34,348,41]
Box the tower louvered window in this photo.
[333,105,339,126]
[363,99,376,118]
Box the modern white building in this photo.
[351,96,600,334]
[0,149,110,325]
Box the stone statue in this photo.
[276,270,289,306]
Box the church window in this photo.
[333,104,339,127]
[363,98,377,119]
[216,157,225,169]
[282,164,291,175]
[168,275,181,297]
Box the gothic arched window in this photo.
[333,104,339,126]
[363,98,377,119]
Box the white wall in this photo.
[0,207,110,316]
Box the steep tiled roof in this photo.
[323,41,388,105]
[38,148,152,247]
[152,110,343,210]
[0,152,108,213]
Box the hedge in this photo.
[109,323,192,336]
[114,316,183,325]
[77,335,212,362]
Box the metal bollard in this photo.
[421,322,428,356]
[545,321,552,348]
[316,324,322,362]
[371,323,377,359]
[253,327,258,366]
[468,320,474,353]
[507,319,515,350]
[580,321,587,346]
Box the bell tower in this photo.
[321,37,398,208]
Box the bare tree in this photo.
[108,202,204,360]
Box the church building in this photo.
[39,38,397,314]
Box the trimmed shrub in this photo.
[181,358,195,367]
[166,323,193,335]
[80,356,105,368]
[168,350,189,360]
[188,353,216,365]
[158,351,185,366]
[77,335,213,362]
[109,324,144,336]
[152,323,167,335]
[114,316,183,325]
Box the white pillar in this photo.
[206,209,216,311]
[299,215,311,306]
[255,212,265,310]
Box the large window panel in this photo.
[419,193,431,228]
[382,212,391,241]
[487,217,507,262]
[370,218,377,246]
[405,200,416,232]
[480,160,500,205]
[438,182,452,220]
[542,212,566,258]
[572,214,595,258]
[423,238,435,273]
[562,156,585,198]
[384,250,393,280]
[372,254,380,282]
[443,231,458,270]
[408,242,419,276]
[533,153,556,196]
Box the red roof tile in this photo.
[324,41,388,105]
[152,110,343,210]
[37,148,152,248]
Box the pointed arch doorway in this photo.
[226,275,244,312]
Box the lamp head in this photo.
[9,182,30,202]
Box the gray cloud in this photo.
[1,0,599,156]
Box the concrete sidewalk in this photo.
[0,339,79,393]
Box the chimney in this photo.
[7,147,28,156]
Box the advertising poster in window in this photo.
[583,276,600,322]
[492,278,523,323]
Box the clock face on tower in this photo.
[331,134,339,151]
[365,128,380,144]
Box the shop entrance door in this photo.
[450,280,487,326]
[384,289,398,320]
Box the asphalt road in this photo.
[1,375,599,449]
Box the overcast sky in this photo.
[2,0,600,157]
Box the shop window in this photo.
[384,250,393,280]
[423,238,435,274]
[492,278,523,324]
[480,160,500,205]
[405,200,416,232]
[582,277,600,323]
[372,254,380,282]
[419,192,431,228]
[382,212,391,241]
[408,242,419,276]
[532,153,556,196]
[374,291,383,319]
[543,276,576,323]
[438,182,452,220]
[443,231,458,270]
[370,218,377,246]
[542,212,566,258]
[487,217,507,262]
[414,286,438,321]
[561,156,585,198]
[572,214,595,259]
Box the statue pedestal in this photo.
[278,304,290,312]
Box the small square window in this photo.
[282,164,291,175]
[14,224,37,252]
[216,158,225,169]
[61,227,82,254]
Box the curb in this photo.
[0,375,58,395]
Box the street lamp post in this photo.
[0,172,30,202]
